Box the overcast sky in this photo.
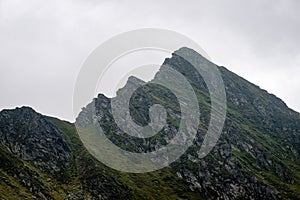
[1,0,299,121]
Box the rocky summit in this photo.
[0,47,299,199]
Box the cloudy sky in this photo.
[1,0,299,121]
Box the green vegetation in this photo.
[49,117,204,200]
[0,48,299,199]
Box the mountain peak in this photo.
[1,47,300,199]
[0,106,72,177]
[1,106,36,114]
[75,46,300,199]
[173,46,210,62]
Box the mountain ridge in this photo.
[0,47,299,199]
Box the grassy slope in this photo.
[0,143,75,199]
[49,117,203,200]
[220,67,300,199]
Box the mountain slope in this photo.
[76,47,300,199]
[0,107,201,199]
[0,108,132,199]
[0,47,299,199]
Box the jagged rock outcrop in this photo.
[76,47,300,199]
[0,107,130,199]
[0,107,72,177]
[0,47,299,199]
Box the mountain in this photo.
[0,47,299,199]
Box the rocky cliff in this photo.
[0,47,299,199]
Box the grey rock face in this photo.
[0,107,72,176]
[76,47,300,199]
[0,47,299,199]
